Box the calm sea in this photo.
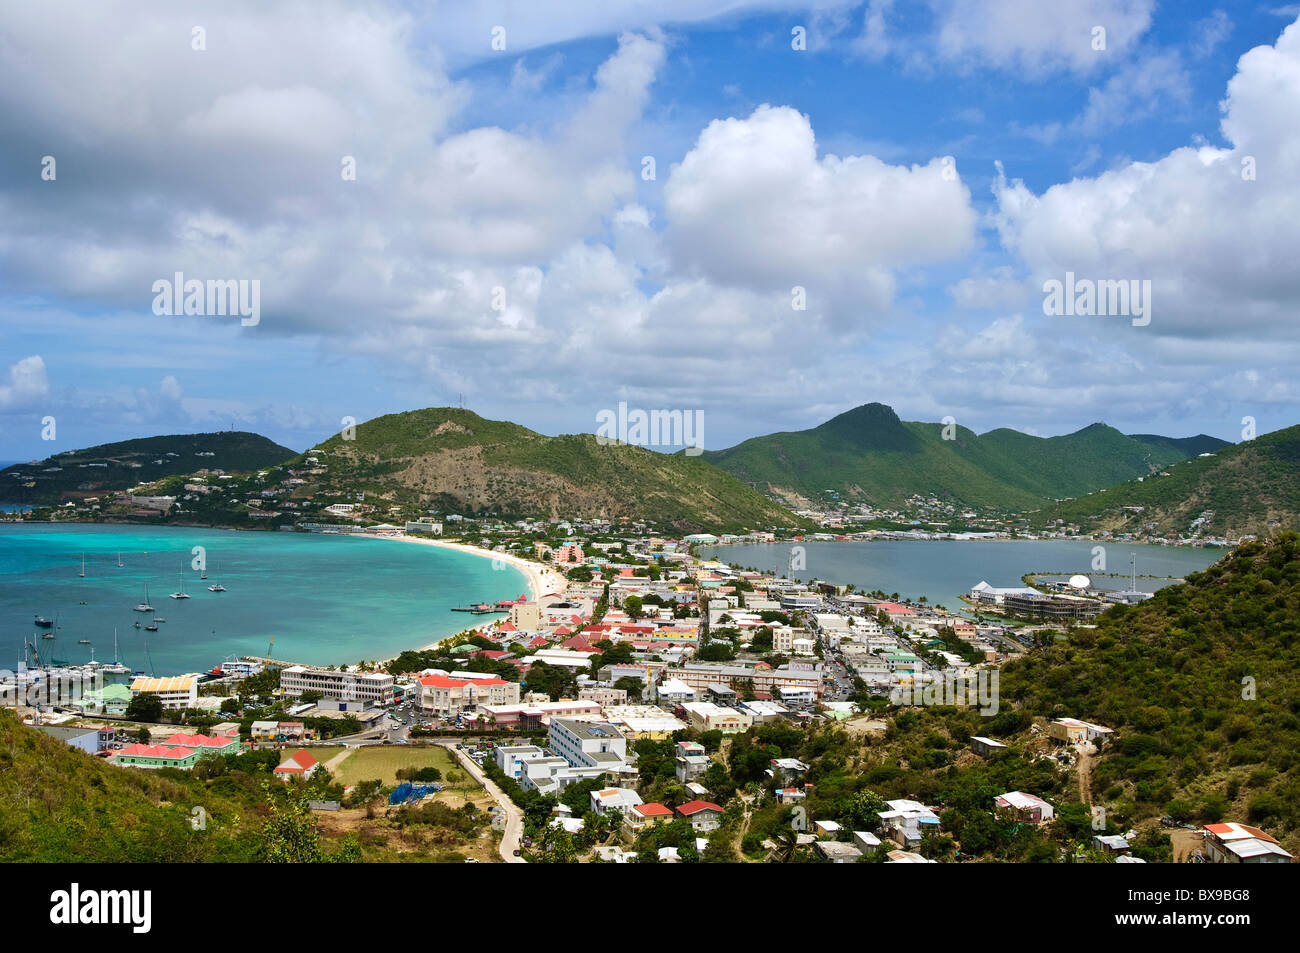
[700,539,1225,611]
[0,524,527,674]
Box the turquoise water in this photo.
[0,524,527,674]
[701,539,1226,611]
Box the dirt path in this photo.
[1076,745,1095,807]
[323,747,354,774]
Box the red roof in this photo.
[498,622,517,632]
[676,800,723,816]
[119,743,194,759]
[275,750,319,773]
[635,802,674,818]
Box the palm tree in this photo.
[771,825,801,863]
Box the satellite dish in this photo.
[1068,574,1091,589]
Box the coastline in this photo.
[379,534,568,652]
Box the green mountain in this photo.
[1036,423,1300,538]
[702,402,1230,510]
[999,533,1300,854]
[0,432,297,506]
[292,407,805,532]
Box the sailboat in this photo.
[207,560,225,592]
[117,550,124,568]
[79,553,86,578]
[134,583,155,612]
[170,572,190,600]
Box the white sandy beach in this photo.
[375,534,570,656]
[382,533,567,603]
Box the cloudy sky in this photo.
[2,0,1299,461]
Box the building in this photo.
[1048,717,1114,745]
[274,749,321,779]
[623,802,674,835]
[479,699,601,729]
[113,743,202,770]
[815,841,863,863]
[129,674,199,710]
[602,705,688,739]
[970,736,1008,758]
[994,791,1055,824]
[675,741,710,783]
[590,787,643,816]
[1202,823,1294,864]
[548,719,628,770]
[1002,591,1104,620]
[680,701,753,734]
[496,745,545,780]
[250,721,318,743]
[159,731,240,758]
[579,686,627,707]
[676,800,725,832]
[38,724,108,755]
[675,662,823,701]
[280,666,394,705]
[878,799,941,846]
[416,673,520,716]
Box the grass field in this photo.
[332,744,476,789]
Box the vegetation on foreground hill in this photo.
[1001,533,1300,852]
[0,710,488,862]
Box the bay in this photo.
[0,524,527,674]
[700,539,1225,611]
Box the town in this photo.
[4,519,1291,865]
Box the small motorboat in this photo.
[34,616,53,628]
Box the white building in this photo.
[280,666,394,705]
[129,674,199,710]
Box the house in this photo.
[852,831,882,853]
[623,802,674,835]
[675,741,710,783]
[1093,834,1130,854]
[814,820,842,839]
[1048,717,1113,745]
[676,800,724,832]
[769,757,809,784]
[877,799,941,846]
[995,791,1055,824]
[886,849,936,863]
[274,749,321,779]
[815,840,863,863]
[159,731,240,758]
[970,735,1008,758]
[1202,823,1294,864]
[591,787,643,816]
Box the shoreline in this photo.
[378,534,569,653]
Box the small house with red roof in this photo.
[676,800,725,832]
[623,801,674,836]
[274,749,321,780]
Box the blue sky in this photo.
[3,1,1300,462]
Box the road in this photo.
[441,742,525,863]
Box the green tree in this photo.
[125,692,163,723]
